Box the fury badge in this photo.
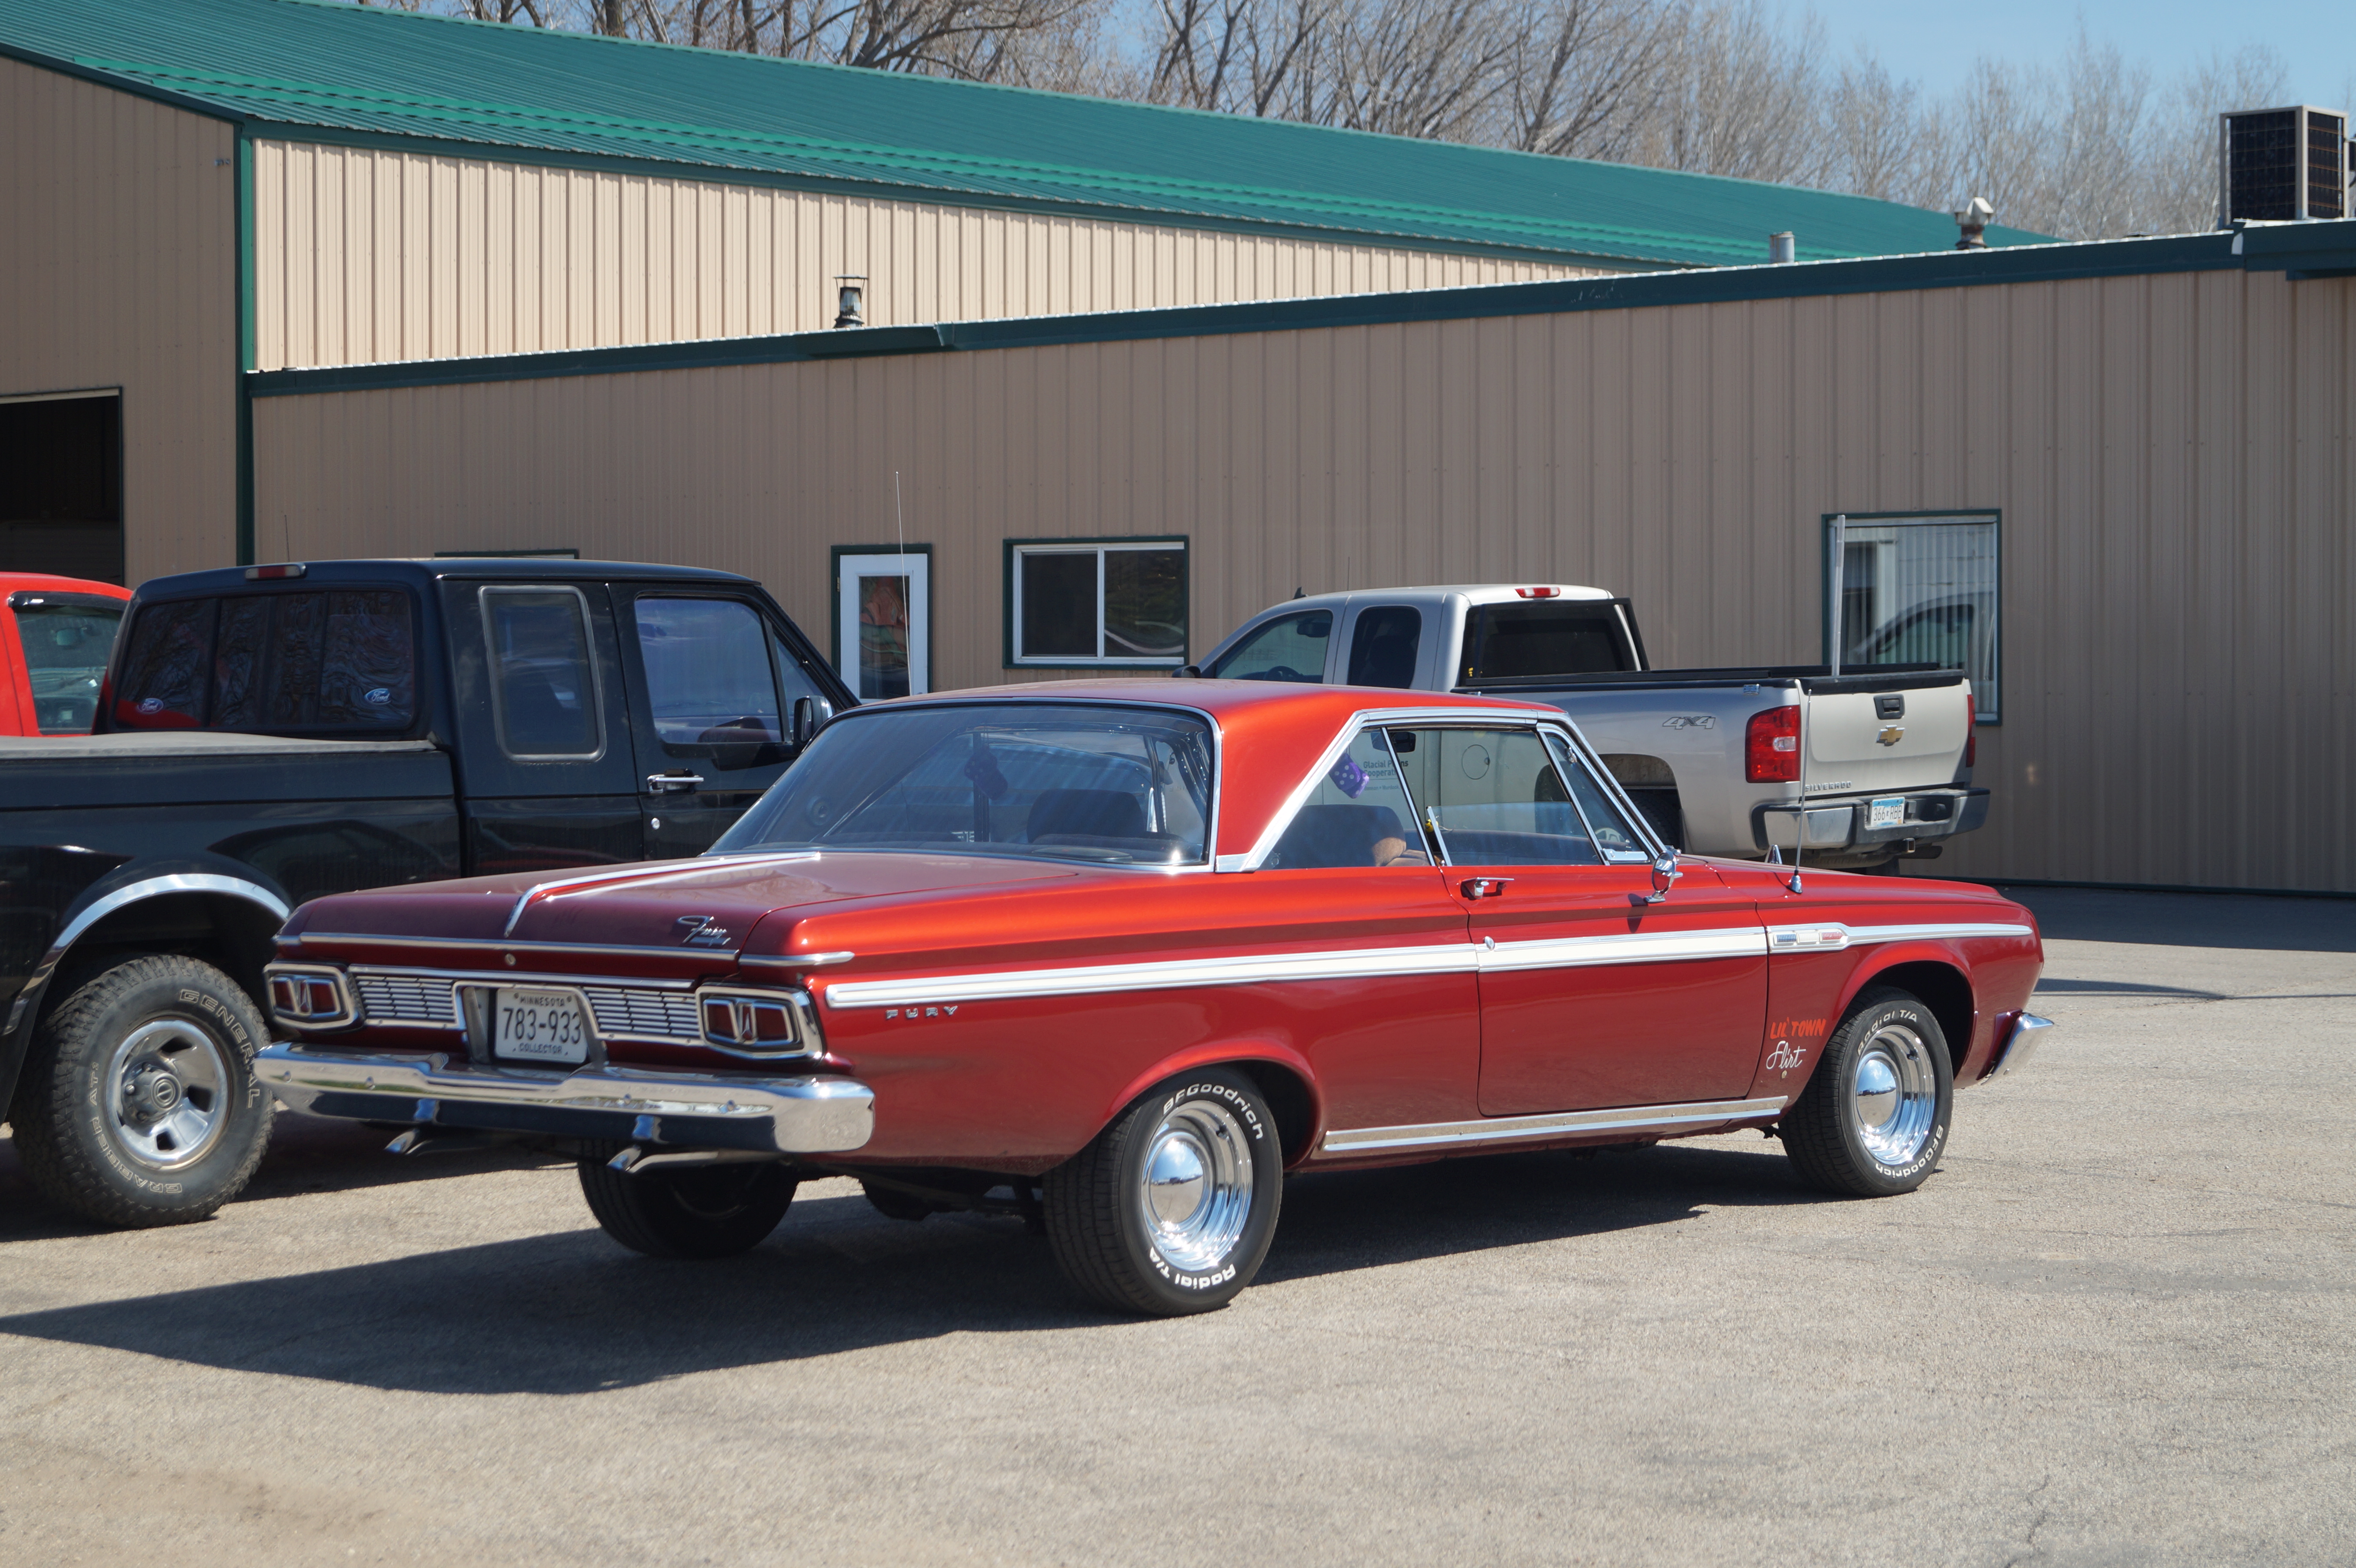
[884,1006,960,1021]
[675,914,733,948]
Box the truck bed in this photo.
[0,733,451,810]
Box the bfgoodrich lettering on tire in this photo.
[1783,986,1954,1198]
[1044,1068,1284,1316]
[11,955,274,1228]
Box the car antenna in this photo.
[1790,515,1846,894]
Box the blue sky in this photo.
[1809,1,2353,107]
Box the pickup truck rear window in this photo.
[1458,603,1636,682]
[115,591,416,732]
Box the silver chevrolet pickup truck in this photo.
[1189,585,1987,872]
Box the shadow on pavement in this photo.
[0,1140,1812,1393]
[1990,885,2356,953]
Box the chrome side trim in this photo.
[1846,921,2037,945]
[1768,922,1853,952]
[1989,1013,2053,1078]
[293,933,740,961]
[1322,1095,1790,1155]
[258,1045,874,1154]
[1478,926,1765,972]
[739,950,856,971]
[823,941,1481,1010]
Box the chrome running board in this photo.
[1320,1095,1789,1156]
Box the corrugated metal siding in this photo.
[249,140,1599,370]
[0,58,236,581]
[252,268,2356,891]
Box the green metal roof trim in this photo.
[0,0,2049,269]
[247,223,2356,401]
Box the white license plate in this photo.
[493,988,590,1065]
[1868,796,1906,830]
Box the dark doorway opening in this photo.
[1,393,124,584]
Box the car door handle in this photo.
[646,772,704,794]
[1460,877,1513,900]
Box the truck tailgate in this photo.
[1803,680,1969,793]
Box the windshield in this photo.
[14,598,123,734]
[714,702,1215,866]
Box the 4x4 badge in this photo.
[675,915,733,948]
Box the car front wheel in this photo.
[1782,986,1954,1197]
[1043,1068,1284,1316]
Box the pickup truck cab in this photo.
[1,557,850,1229]
[0,573,130,734]
[1193,585,1986,872]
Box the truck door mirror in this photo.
[792,695,833,748]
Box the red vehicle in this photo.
[0,573,129,734]
[260,682,2049,1315]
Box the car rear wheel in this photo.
[1043,1069,1283,1316]
[11,955,273,1228]
[1782,987,1954,1197]
[577,1150,798,1258]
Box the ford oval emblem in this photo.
[136,697,165,715]
[364,686,392,706]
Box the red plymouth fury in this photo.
[259,682,2048,1315]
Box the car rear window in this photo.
[1458,602,1637,682]
[114,590,417,732]
[13,595,126,734]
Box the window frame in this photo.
[1224,707,1668,873]
[1002,535,1190,670]
[479,583,608,763]
[1820,510,2001,724]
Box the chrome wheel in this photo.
[1137,1099,1254,1274]
[106,1018,232,1171]
[1851,1022,1938,1170]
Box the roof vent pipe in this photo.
[1953,198,1994,249]
[834,275,867,329]
[1767,232,1795,264]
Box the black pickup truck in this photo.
[1,557,851,1227]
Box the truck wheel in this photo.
[1782,987,1954,1197]
[1043,1069,1283,1316]
[11,955,273,1228]
[576,1149,797,1258]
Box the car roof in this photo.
[1,573,132,601]
[1268,584,1618,612]
[130,558,757,597]
[852,679,1568,860]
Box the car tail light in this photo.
[1964,692,1977,768]
[265,965,351,1026]
[697,988,808,1057]
[1745,705,1801,783]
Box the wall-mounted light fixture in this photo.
[834,276,867,329]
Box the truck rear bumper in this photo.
[1752,786,1989,858]
[256,1043,874,1154]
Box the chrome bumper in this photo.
[257,1044,874,1154]
[1987,1012,2054,1078]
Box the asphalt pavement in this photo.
[2,885,2351,1566]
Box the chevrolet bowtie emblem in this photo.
[1876,725,1905,747]
[675,914,732,947]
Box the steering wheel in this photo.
[1238,665,1309,683]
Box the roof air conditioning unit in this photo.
[2219,106,2348,225]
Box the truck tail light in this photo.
[1745,705,1801,783]
[1964,693,1977,768]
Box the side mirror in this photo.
[791,695,833,748]
[1172,664,1203,679]
[1645,852,1682,904]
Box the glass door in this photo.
[834,549,930,699]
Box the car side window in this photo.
[483,587,602,760]
[1266,727,1431,868]
[1205,610,1330,682]
[633,597,785,770]
[1542,730,1654,863]
[1345,606,1422,688]
[1389,726,1598,866]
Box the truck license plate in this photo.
[493,988,590,1065]
[1868,796,1905,830]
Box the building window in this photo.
[1825,512,2001,722]
[1006,538,1188,667]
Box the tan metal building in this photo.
[2,0,2039,585]
[244,228,2356,895]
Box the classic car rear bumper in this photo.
[1986,1012,2053,1078]
[256,1044,875,1154]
